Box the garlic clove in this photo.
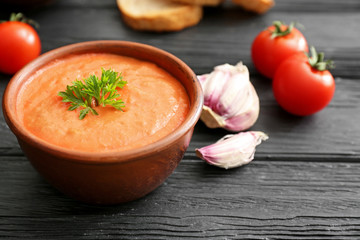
[198,62,260,132]
[196,131,268,169]
[223,83,259,131]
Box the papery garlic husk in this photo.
[198,62,260,132]
[196,131,268,169]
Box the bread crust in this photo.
[170,0,225,6]
[117,0,203,32]
[232,0,275,14]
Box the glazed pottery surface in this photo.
[3,41,203,204]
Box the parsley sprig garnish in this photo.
[58,68,127,120]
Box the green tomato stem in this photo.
[270,21,294,38]
[306,46,334,71]
[2,12,39,28]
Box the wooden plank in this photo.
[1,75,360,159]
[0,2,360,159]
[1,156,360,239]
[1,0,357,73]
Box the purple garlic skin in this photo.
[198,62,260,132]
[196,131,268,169]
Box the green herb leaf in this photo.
[58,68,127,119]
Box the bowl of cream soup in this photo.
[3,40,203,204]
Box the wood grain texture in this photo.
[2,157,360,239]
[1,0,360,239]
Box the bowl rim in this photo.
[3,40,203,165]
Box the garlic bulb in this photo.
[198,62,259,132]
[196,131,268,169]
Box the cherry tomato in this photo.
[251,21,308,79]
[272,49,335,116]
[0,14,41,75]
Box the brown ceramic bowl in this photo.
[3,40,203,205]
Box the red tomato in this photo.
[272,52,335,116]
[251,22,308,79]
[0,20,41,75]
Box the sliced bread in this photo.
[116,0,203,32]
[232,0,275,14]
[170,0,225,6]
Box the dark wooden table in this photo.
[1,0,360,239]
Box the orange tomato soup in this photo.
[16,53,190,152]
